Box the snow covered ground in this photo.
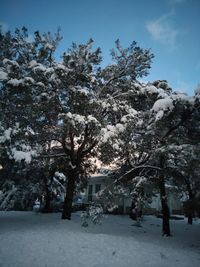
[0,211,199,267]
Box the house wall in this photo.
[146,192,183,214]
[86,175,183,215]
[86,175,112,202]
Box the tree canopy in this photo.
[0,27,199,234]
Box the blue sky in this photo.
[1,0,200,95]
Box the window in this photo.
[95,184,101,193]
[88,185,93,202]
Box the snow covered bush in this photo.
[81,204,104,227]
[0,180,42,211]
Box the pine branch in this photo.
[99,165,162,196]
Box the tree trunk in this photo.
[62,171,76,220]
[159,155,170,236]
[159,175,171,236]
[186,197,194,225]
[43,186,52,213]
[187,184,194,225]
[42,170,55,213]
[188,213,193,225]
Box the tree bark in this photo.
[159,156,171,236]
[62,170,76,220]
[159,176,171,236]
[187,183,194,225]
[43,185,52,213]
[186,198,194,225]
[188,212,193,225]
[42,168,56,213]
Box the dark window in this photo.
[88,185,93,202]
[95,184,101,193]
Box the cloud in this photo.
[0,22,9,33]
[146,12,179,47]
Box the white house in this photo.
[85,174,183,215]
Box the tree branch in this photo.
[99,165,162,196]
[82,139,98,157]
[77,124,89,156]
[39,153,67,158]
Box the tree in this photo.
[98,81,198,236]
[136,90,194,235]
[52,39,153,220]
[0,27,63,209]
[166,144,200,224]
[0,27,62,165]
[0,28,154,221]
[163,88,200,224]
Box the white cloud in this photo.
[146,12,179,47]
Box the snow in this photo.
[126,107,138,116]
[100,123,126,144]
[155,110,164,121]
[4,128,12,140]
[24,77,35,83]
[152,97,174,113]
[142,85,168,98]
[7,77,35,86]
[107,125,116,132]
[44,43,54,50]
[55,64,71,73]
[100,127,115,143]
[115,123,125,132]
[152,93,190,120]
[87,115,99,124]
[101,101,111,109]
[10,147,37,163]
[33,65,46,72]
[113,143,119,150]
[0,211,199,267]
[136,119,143,127]
[29,62,47,72]
[7,78,23,86]
[37,82,45,87]
[29,60,38,68]
[120,115,128,123]
[74,114,86,124]
[76,86,90,96]
[55,172,66,181]
[195,85,200,95]
[0,70,8,81]
[0,127,13,143]
[3,59,19,67]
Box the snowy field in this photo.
[0,211,199,267]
